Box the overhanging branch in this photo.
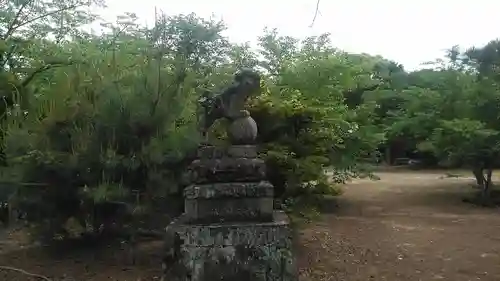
[21,61,75,87]
[2,0,35,40]
[309,0,321,27]
[4,3,85,39]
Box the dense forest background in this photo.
[2,0,500,241]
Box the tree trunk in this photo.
[472,167,484,187]
[482,168,493,200]
[385,146,391,165]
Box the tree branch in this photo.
[5,4,85,38]
[309,0,321,27]
[3,0,35,40]
[0,265,52,281]
[21,61,75,87]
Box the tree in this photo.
[9,0,500,243]
[385,41,500,200]
[3,7,230,239]
[249,32,384,208]
[0,0,105,165]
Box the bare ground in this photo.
[0,170,499,280]
[298,170,500,281]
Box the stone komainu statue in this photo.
[198,68,261,144]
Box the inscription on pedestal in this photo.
[197,145,258,159]
[185,198,273,223]
[186,158,267,184]
[184,181,274,199]
[170,211,291,247]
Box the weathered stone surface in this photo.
[186,158,266,184]
[184,181,274,199]
[189,158,265,172]
[197,69,261,143]
[174,211,290,246]
[164,113,298,281]
[227,116,258,145]
[184,244,296,281]
[184,197,273,223]
[164,211,297,281]
[196,145,258,159]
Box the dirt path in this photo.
[1,171,499,280]
[298,171,500,281]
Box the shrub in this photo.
[249,85,342,200]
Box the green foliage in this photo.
[0,4,230,238]
[2,0,384,237]
[382,40,500,198]
[424,119,500,164]
[248,34,383,201]
[7,0,500,241]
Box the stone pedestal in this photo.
[163,145,297,281]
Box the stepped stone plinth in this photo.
[162,69,297,281]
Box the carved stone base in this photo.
[186,158,266,184]
[183,181,274,223]
[163,211,297,281]
[196,145,258,159]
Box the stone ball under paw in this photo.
[227,116,258,144]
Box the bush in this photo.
[0,5,386,240]
[248,57,383,215]
[249,84,345,201]
[5,70,199,239]
[2,13,224,240]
